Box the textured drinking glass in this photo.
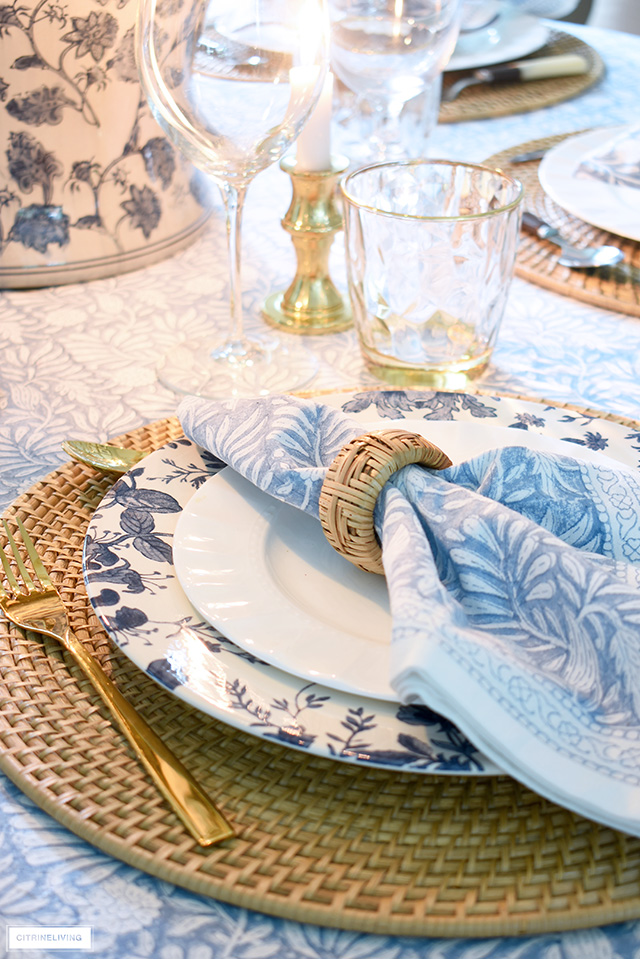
[340,160,523,387]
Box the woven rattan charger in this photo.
[2,404,640,938]
[440,32,603,124]
[484,132,640,317]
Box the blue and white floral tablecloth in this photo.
[1,21,640,959]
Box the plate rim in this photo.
[537,123,640,242]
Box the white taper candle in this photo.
[293,70,333,172]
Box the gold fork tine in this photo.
[13,517,53,588]
[0,539,13,592]
[2,518,38,593]
[0,522,24,595]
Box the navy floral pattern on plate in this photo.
[83,390,640,778]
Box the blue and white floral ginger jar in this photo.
[0,0,213,288]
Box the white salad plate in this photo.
[447,12,550,72]
[538,125,640,243]
[83,389,640,776]
[173,417,633,702]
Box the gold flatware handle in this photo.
[62,625,234,846]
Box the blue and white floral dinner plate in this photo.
[82,389,640,776]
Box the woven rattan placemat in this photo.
[3,407,640,938]
[440,32,603,124]
[484,133,640,317]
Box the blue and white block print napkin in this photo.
[178,393,640,836]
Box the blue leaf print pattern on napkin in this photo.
[178,393,640,836]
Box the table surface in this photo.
[1,20,640,959]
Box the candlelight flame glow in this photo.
[392,0,403,39]
[298,0,326,66]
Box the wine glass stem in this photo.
[368,100,405,158]
[221,179,249,344]
[379,101,402,134]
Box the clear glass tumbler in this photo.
[340,159,523,388]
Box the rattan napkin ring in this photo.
[318,429,452,575]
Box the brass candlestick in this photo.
[263,154,352,334]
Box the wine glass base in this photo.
[156,336,319,399]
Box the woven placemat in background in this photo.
[440,32,603,123]
[2,409,640,938]
[484,134,640,317]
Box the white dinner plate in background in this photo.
[447,12,550,72]
[538,125,640,242]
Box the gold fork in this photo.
[0,516,234,847]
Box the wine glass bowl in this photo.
[329,0,461,160]
[136,0,329,397]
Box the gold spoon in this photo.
[62,440,148,475]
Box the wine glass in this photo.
[329,0,461,162]
[136,0,329,398]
